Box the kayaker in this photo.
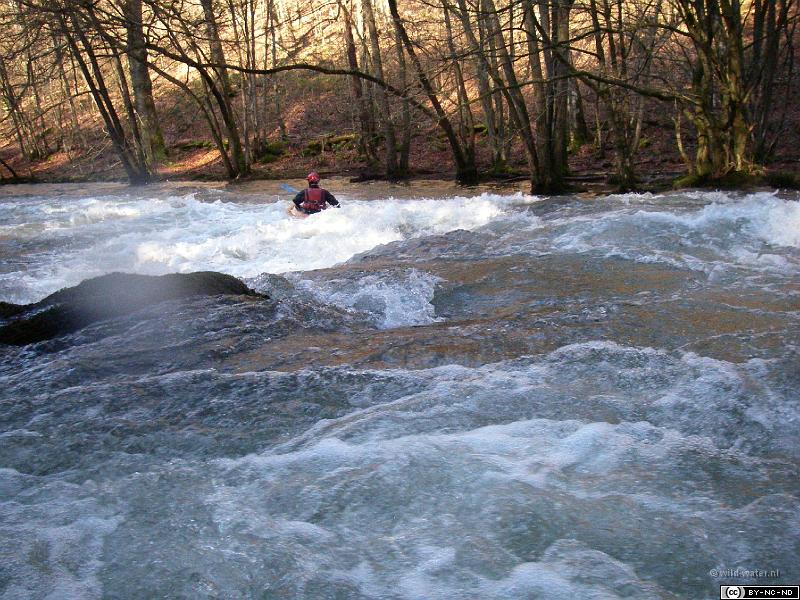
[292,172,339,215]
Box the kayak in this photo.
[287,205,309,219]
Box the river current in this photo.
[0,181,798,599]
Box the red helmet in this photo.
[306,172,320,184]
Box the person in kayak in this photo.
[292,172,339,215]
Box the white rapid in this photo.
[0,186,515,304]
[542,191,800,275]
[0,183,798,600]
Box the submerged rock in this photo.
[0,271,265,346]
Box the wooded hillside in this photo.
[0,0,797,190]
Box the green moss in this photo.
[328,134,356,150]
[673,172,702,188]
[300,134,356,157]
[300,141,322,157]
[173,140,215,151]
[488,161,514,176]
[718,171,758,187]
[227,72,243,96]
[255,139,287,163]
[673,170,762,190]
[263,140,286,155]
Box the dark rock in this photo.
[0,301,26,319]
[0,271,265,346]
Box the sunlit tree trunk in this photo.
[266,0,287,140]
[111,47,149,174]
[389,0,477,183]
[62,13,150,184]
[52,31,84,151]
[749,0,793,163]
[0,57,32,159]
[473,4,503,171]
[199,0,248,176]
[674,0,757,177]
[462,0,544,190]
[523,1,552,181]
[393,10,412,176]
[443,0,475,174]
[342,2,378,167]
[362,0,398,177]
[123,0,166,165]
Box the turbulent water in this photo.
[0,180,798,599]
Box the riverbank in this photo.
[3,151,797,196]
[4,119,798,193]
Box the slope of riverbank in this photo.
[2,74,799,191]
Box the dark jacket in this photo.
[293,185,339,214]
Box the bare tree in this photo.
[124,0,166,163]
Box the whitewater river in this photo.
[0,180,798,599]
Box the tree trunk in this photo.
[393,10,412,176]
[388,0,477,183]
[199,0,248,176]
[0,155,18,180]
[524,1,552,180]
[63,14,150,184]
[124,0,166,164]
[551,0,571,178]
[0,57,31,160]
[342,3,378,167]
[362,0,398,177]
[111,48,150,174]
[52,31,84,151]
[443,1,475,173]
[473,5,502,171]
[676,0,757,177]
[267,0,288,140]
[456,0,541,187]
[571,79,590,147]
[224,0,252,165]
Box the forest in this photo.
[0,0,797,191]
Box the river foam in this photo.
[0,185,797,598]
[0,192,511,304]
[2,189,797,305]
[0,339,794,597]
[287,269,444,329]
[538,191,800,278]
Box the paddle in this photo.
[280,183,300,194]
